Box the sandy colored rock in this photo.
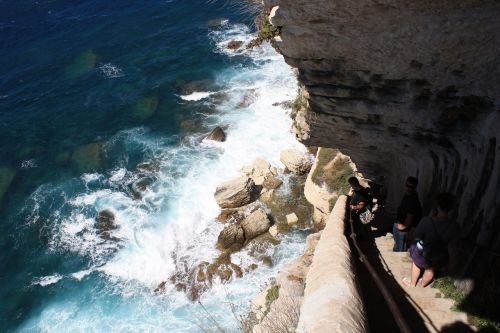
[269,225,279,237]
[296,196,366,333]
[214,176,257,208]
[262,176,283,189]
[241,208,271,240]
[217,223,245,250]
[280,149,312,175]
[286,213,298,225]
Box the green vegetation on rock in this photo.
[311,148,354,194]
[434,277,500,331]
[264,284,280,316]
[246,15,281,49]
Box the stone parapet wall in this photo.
[296,195,367,333]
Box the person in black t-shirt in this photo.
[348,177,369,224]
[404,193,458,288]
[393,176,422,252]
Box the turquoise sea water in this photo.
[0,1,308,332]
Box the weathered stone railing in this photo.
[296,195,367,333]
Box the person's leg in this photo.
[393,224,405,251]
[420,268,435,287]
[410,262,421,287]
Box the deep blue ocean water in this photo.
[0,1,308,332]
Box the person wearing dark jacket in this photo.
[403,193,458,288]
[393,176,422,252]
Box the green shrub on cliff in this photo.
[312,148,354,194]
[246,15,281,49]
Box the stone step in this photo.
[370,233,474,333]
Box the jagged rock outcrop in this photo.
[265,0,500,266]
[280,149,312,174]
[217,208,271,250]
[214,176,258,208]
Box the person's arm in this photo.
[401,213,414,228]
[350,201,365,211]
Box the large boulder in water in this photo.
[280,149,313,175]
[97,209,118,240]
[204,126,226,142]
[214,176,257,208]
[227,40,243,50]
[217,223,245,250]
[241,208,271,240]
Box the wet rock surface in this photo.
[214,176,258,208]
[204,126,226,142]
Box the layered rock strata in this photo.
[265,0,500,256]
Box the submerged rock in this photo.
[66,51,97,79]
[0,166,16,204]
[214,176,257,208]
[71,142,104,173]
[204,126,226,142]
[280,149,312,175]
[132,96,159,119]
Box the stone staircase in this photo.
[372,232,472,332]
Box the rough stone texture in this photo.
[204,126,226,142]
[280,149,313,175]
[286,212,298,225]
[304,148,339,229]
[242,158,282,187]
[268,224,279,237]
[296,196,367,333]
[374,233,471,331]
[241,208,272,240]
[217,223,245,250]
[267,0,500,259]
[214,176,257,208]
[252,232,321,333]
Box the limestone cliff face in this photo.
[264,0,500,254]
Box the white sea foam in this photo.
[32,274,63,287]
[20,21,308,333]
[21,159,37,169]
[179,91,215,101]
[99,63,124,78]
[71,269,94,280]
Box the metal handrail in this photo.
[348,203,412,333]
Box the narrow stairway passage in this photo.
[348,207,472,333]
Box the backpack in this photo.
[359,187,375,224]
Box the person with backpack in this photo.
[403,193,458,287]
[393,176,422,252]
[348,176,374,239]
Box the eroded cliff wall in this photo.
[264,0,500,255]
